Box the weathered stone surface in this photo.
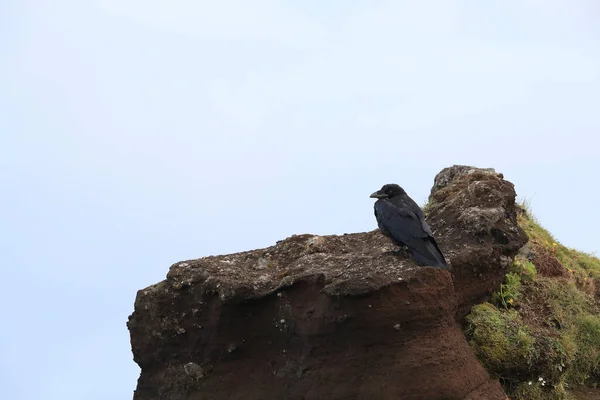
[128,166,528,400]
[429,165,501,196]
[427,165,528,318]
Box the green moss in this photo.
[465,203,600,397]
[532,334,575,384]
[466,303,535,376]
[538,278,593,329]
[465,303,578,397]
[566,315,600,385]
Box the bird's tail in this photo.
[410,238,449,269]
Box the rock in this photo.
[128,165,528,400]
[426,165,528,318]
[429,165,501,197]
[183,362,206,380]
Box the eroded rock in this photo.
[128,165,527,400]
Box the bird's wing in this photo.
[376,199,448,267]
[374,200,429,244]
[374,207,391,237]
[405,196,435,237]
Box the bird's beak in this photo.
[370,190,386,199]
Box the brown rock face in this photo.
[128,165,527,400]
[427,166,528,319]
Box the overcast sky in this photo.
[1,1,599,399]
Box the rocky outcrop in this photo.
[128,165,527,400]
[427,166,527,318]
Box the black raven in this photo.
[370,184,448,268]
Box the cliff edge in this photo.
[128,166,528,400]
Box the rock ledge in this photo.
[128,165,527,400]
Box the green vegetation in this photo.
[492,272,523,309]
[466,303,535,374]
[465,203,600,399]
[568,314,600,384]
[518,203,600,279]
[512,259,537,283]
[422,199,434,216]
[491,259,536,309]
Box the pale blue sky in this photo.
[1,1,599,399]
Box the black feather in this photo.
[372,184,448,268]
